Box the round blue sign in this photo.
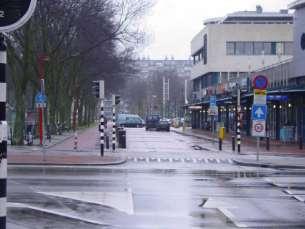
[253,75,268,90]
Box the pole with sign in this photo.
[0,1,37,228]
[209,96,218,144]
[252,75,269,161]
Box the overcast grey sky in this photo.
[140,0,292,60]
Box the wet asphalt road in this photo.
[7,128,305,228]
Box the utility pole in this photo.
[0,34,7,229]
[0,2,37,228]
[38,54,49,146]
[112,95,116,151]
[183,80,188,131]
[92,80,105,156]
[100,99,104,156]
[163,77,169,118]
[236,72,241,154]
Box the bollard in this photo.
[232,136,235,152]
[218,127,225,151]
[299,137,303,150]
[219,138,222,151]
[73,132,78,151]
[106,135,110,149]
[266,137,270,151]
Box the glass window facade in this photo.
[227,42,235,55]
[227,41,293,56]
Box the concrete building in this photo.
[188,2,305,146]
[289,0,305,79]
[134,58,192,79]
[189,6,295,138]
[191,6,293,104]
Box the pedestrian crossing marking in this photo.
[127,157,234,165]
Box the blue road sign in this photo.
[35,92,47,104]
[252,105,267,120]
[210,96,216,106]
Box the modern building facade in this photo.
[191,6,293,103]
[189,6,298,142]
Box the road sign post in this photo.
[209,96,217,145]
[0,2,37,228]
[252,75,268,161]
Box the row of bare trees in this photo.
[6,0,152,145]
[124,68,188,118]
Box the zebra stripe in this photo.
[112,106,116,151]
[100,100,104,156]
[0,35,7,229]
[236,106,241,153]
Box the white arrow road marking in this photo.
[37,190,134,215]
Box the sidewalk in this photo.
[172,127,305,156]
[172,127,305,169]
[7,127,126,166]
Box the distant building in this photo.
[134,58,192,79]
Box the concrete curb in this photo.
[233,159,305,169]
[8,157,127,167]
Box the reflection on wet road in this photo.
[7,128,305,228]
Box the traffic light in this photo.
[112,95,121,105]
[115,95,121,105]
[92,80,104,99]
[92,81,100,98]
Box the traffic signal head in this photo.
[91,80,104,99]
[115,95,121,105]
[92,81,100,98]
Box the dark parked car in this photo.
[145,115,160,130]
[157,119,170,132]
[118,114,144,128]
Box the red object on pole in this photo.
[37,54,49,146]
[39,107,43,145]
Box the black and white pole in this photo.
[100,99,104,156]
[237,84,241,153]
[112,104,116,151]
[0,35,7,229]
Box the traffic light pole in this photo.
[100,99,104,156]
[237,83,241,154]
[112,102,116,151]
[0,34,7,229]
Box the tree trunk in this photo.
[14,93,26,145]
